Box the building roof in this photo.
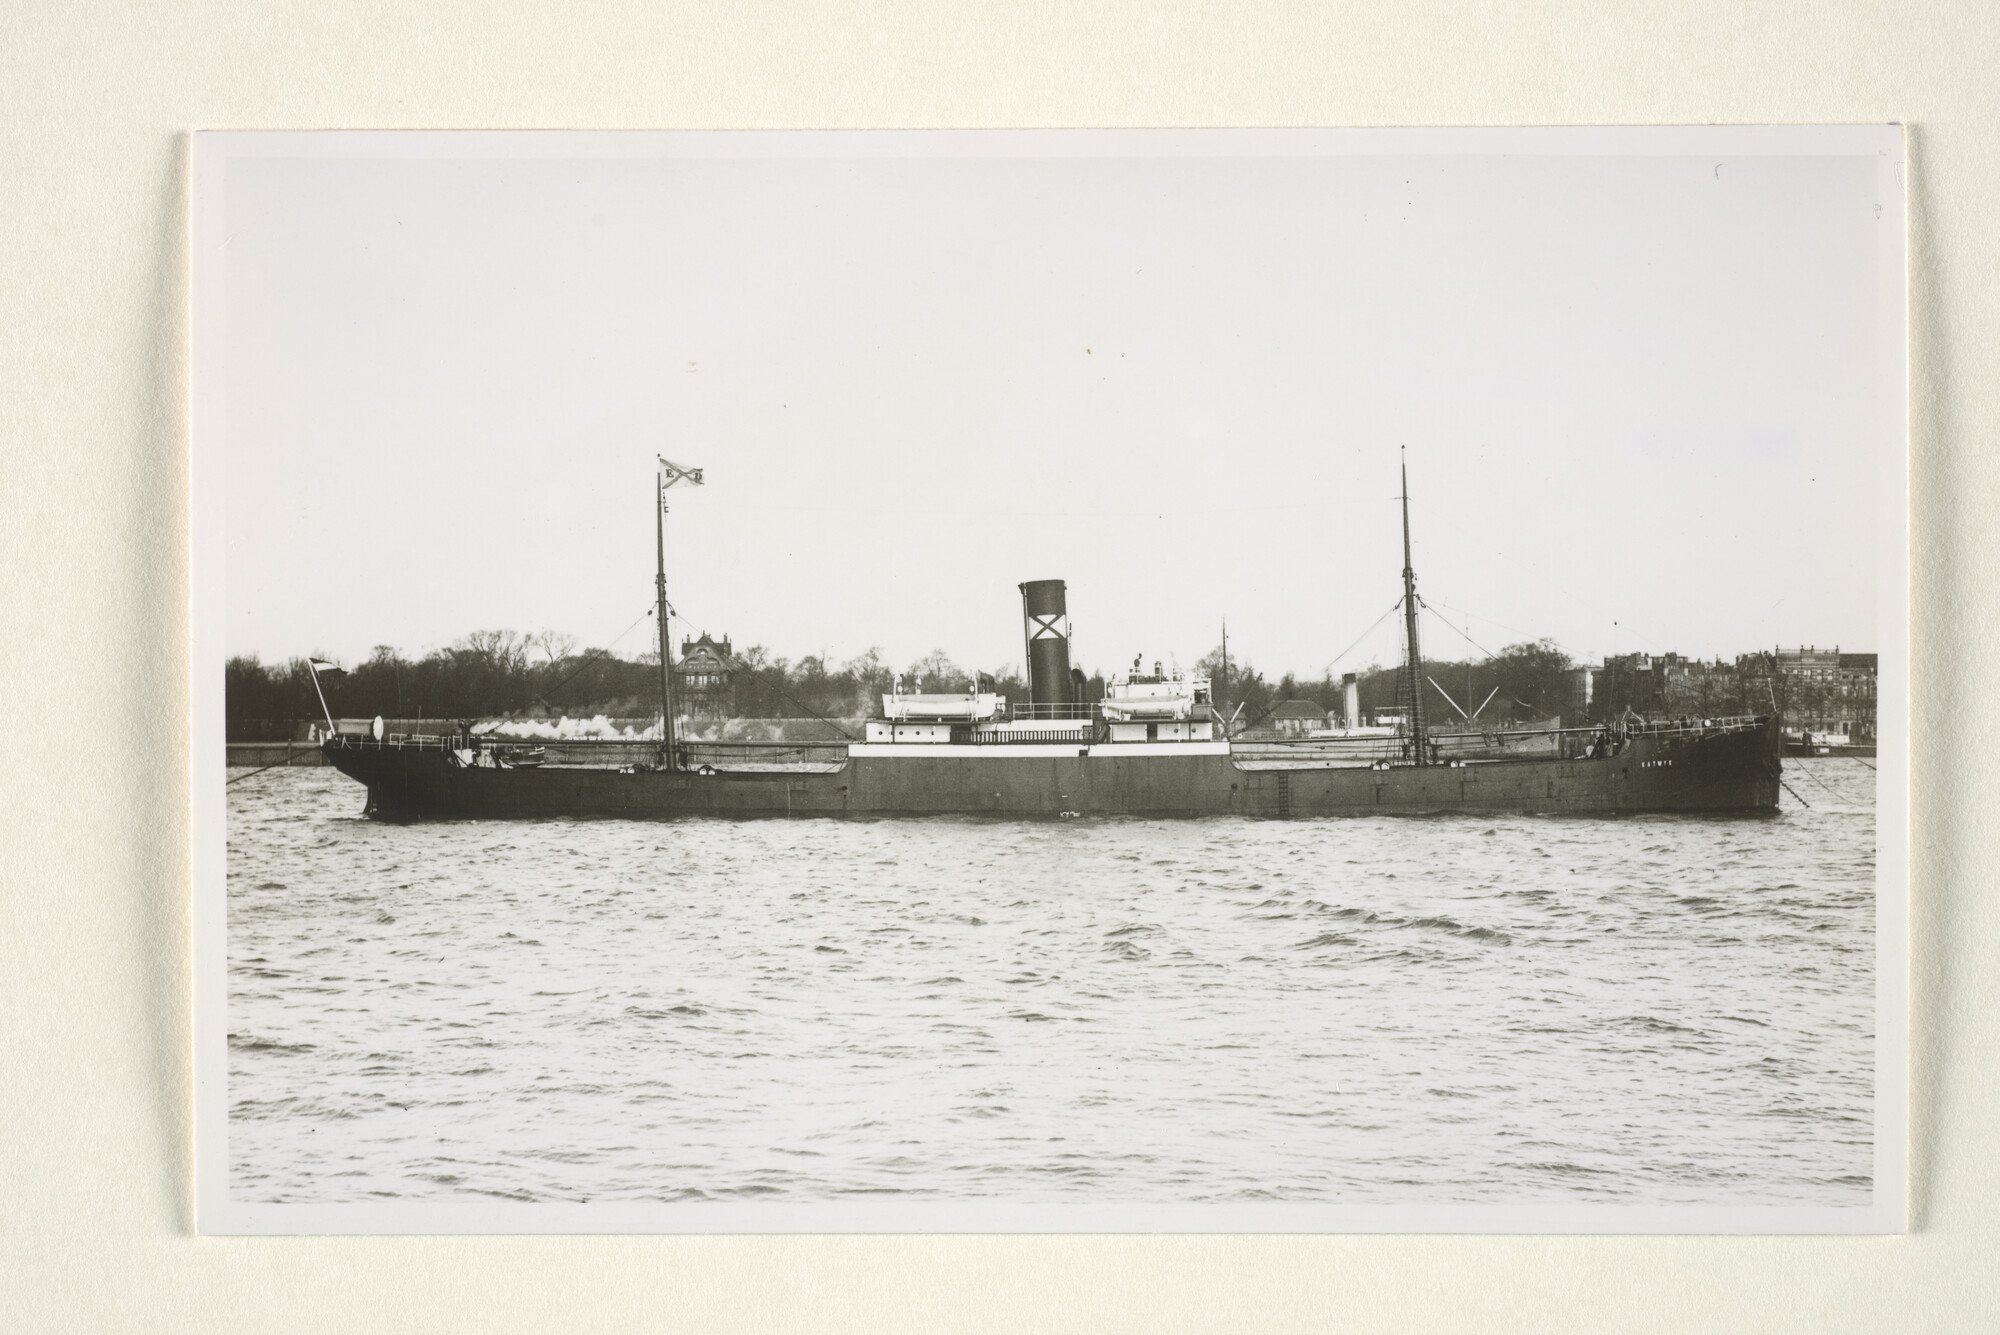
[676,632,743,672]
[1271,699,1328,718]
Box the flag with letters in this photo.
[658,456,704,509]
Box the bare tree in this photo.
[529,630,578,666]
[906,648,968,693]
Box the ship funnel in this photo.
[1343,672,1360,729]
[1019,579,1078,707]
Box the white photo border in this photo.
[191,126,1908,1235]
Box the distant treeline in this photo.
[228,633,1024,741]
[226,628,1622,740]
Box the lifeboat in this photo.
[1100,694,1197,721]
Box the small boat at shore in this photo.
[1784,730,1876,759]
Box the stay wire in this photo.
[1418,597,1563,715]
[1418,597,1503,662]
[537,605,659,705]
[1317,599,1407,678]
[1225,599,1405,738]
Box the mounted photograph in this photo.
[191,128,1907,1233]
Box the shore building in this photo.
[676,633,743,718]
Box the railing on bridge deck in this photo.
[1007,702,1099,721]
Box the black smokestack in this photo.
[1019,579,1077,708]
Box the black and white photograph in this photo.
[192,128,1907,1233]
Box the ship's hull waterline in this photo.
[322,721,1783,821]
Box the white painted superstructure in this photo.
[1099,661,1216,742]
[865,657,1219,747]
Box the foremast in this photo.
[655,455,705,770]
[1400,450,1427,764]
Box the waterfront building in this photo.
[1776,646,1877,742]
[1599,652,1673,715]
[676,633,742,718]
[1656,656,1741,720]
[1731,646,1877,742]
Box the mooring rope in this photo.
[1794,759,1847,801]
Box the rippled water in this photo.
[226,759,1876,1207]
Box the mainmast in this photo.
[655,455,705,769]
[1400,449,1426,763]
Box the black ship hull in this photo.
[323,719,1782,821]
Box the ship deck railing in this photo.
[326,734,854,769]
[327,734,453,750]
[1232,715,1770,767]
[891,701,1206,726]
[679,741,851,768]
[1008,702,1099,721]
[1615,714,1770,736]
[1289,715,1768,743]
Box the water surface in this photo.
[227,759,1876,1206]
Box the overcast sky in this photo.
[215,131,1902,680]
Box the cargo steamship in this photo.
[321,457,1782,819]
